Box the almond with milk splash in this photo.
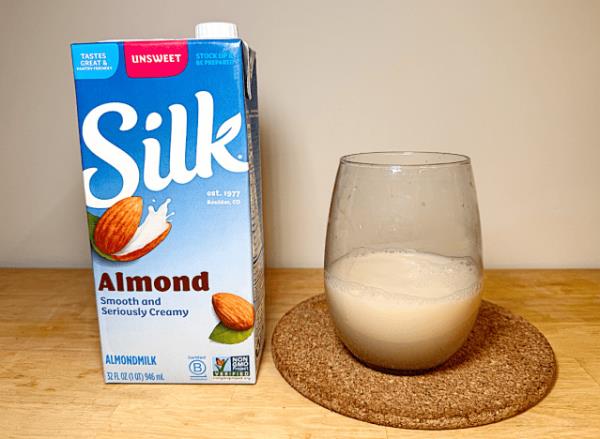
[91,196,172,262]
[71,23,264,384]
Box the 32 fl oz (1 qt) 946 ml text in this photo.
[106,371,166,382]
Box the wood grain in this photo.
[0,268,599,438]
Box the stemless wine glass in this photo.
[325,152,483,371]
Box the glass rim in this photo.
[340,151,471,168]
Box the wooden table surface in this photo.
[1,268,599,438]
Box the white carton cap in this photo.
[195,22,239,39]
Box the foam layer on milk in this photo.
[326,248,480,303]
[325,249,482,370]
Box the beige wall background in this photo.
[1,0,599,268]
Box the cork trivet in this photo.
[272,294,556,430]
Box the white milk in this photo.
[325,249,482,370]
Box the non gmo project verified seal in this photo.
[212,355,250,377]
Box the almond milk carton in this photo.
[71,23,264,383]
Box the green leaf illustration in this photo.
[87,212,117,261]
[209,323,253,344]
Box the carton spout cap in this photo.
[195,22,239,39]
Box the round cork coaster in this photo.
[272,294,556,430]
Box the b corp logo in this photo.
[188,359,207,379]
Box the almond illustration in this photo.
[92,196,172,262]
[212,293,255,331]
[94,197,142,255]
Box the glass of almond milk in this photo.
[325,152,483,371]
